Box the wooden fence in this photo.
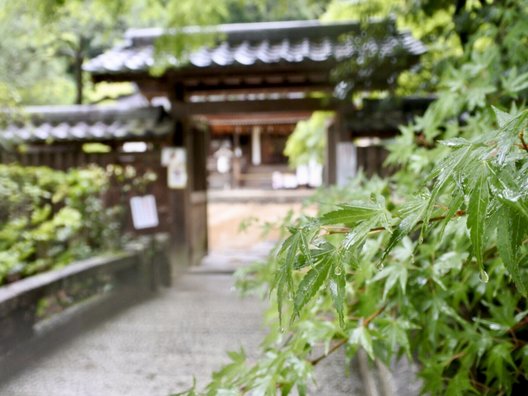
[0,142,172,236]
[356,144,393,177]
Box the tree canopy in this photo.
[0,0,330,107]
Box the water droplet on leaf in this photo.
[334,266,343,276]
[479,269,489,283]
[489,323,502,331]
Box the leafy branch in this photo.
[519,129,528,152]
[308,304,388,366]
[322,210,466,235]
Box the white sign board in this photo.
[161,147,177,166]
[337,142,357,186]
[308,159,323,188]
[166,148,187,189]
[130,195,159,230]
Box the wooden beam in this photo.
[172,97,339,117]
[186,82,332,95]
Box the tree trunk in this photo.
[74,51,84,105]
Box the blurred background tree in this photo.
[0,0,330,108]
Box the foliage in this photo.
[0,0,329,108]
[183,112,528,395]
[0,164,123,286]
[0,0,130,106]
[283,111,333,168]
[0,1,76,107]
[179,1,528,395]
[224,0,328,23]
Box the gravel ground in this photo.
[0,272,366,396]
[0,274,266,396]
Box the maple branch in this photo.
[309,338,347,366]
[519,129,528,152]
[309,305,387,366]
[510,315,528,333]
[364,304,387,326]
[323,210,466,235]
[469,377,493,394]
[445,351,465,365]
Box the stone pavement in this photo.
[0,273,266,396]
[208,188,315,204]
[0,244,419,396]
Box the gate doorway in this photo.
[84,19,427,267]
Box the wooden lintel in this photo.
[186,84,332,97]
[264,75,286,84]
[223,77,242,85]
[172,97,339,117]
[136,79,170,98]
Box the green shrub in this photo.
[0,164,122,285]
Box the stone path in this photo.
[0,272,266,396]
[0,245,368,396]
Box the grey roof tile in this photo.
[0,106,173,145]
[89,121,107,139]
[85,19,426,76]
[52,123,70,140]
[33,123,52,141]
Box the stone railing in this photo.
[0,234,170,356]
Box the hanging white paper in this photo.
[130,195,159,230]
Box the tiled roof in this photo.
[0,106,173,145]
[85,19,426,77]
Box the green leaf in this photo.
[492,105,515,128]
[349,325,374,359]
[422,145,472,237]
[497,205,528,295]
[519,345,528,374]
[445,369,475,396]
[329,255,346,327]
[273,231,302,324]
[320,202,379,226]
[437,188,464,240]
[494,109,528,164]
[497,190,528,222]
[342,219,373,251]
[371,261,408,300]
[293,257,332,317]
[296,383,307,396]
[466,168,490,269]
[310,241,335,261]
[501,68,528,97]
[485,342,515,392]
[381,192,428,263]
[381,318,414,357]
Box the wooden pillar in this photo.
[325,108,350,186]
[189,124,209,265]
[251,126,261,165]
[325,115,339,185]
[168,83,192,272]
[168,82,209,271]
[232,128,241,188]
